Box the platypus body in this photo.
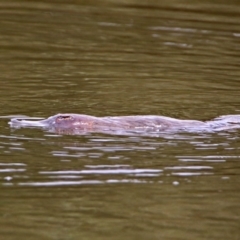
[8,113,240,135]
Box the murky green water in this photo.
[0,0,240,239]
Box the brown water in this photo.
[0,0,240,239]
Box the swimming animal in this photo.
[8,113,240,135]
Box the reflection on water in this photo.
[0,0,240,239]
[0,130,239,188]
[2,127,240,239]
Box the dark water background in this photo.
[0,0,240,239]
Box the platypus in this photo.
[8,113,240,135]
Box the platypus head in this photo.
[9,114,94,132]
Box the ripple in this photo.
[163,42,192,48]
[17,179,149,187]
[0,168,26,173]
[177,155,240,162]
[0,163,26,166]
[149,26,200,33]
[171,172,213,176]
[85,164,130,168]
[39,168,162,175]
[233,33,240,37]
[165,166,213,170]
[98,22,122,27]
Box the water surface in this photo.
[0,0,240,239]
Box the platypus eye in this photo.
[56,115,73,122]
